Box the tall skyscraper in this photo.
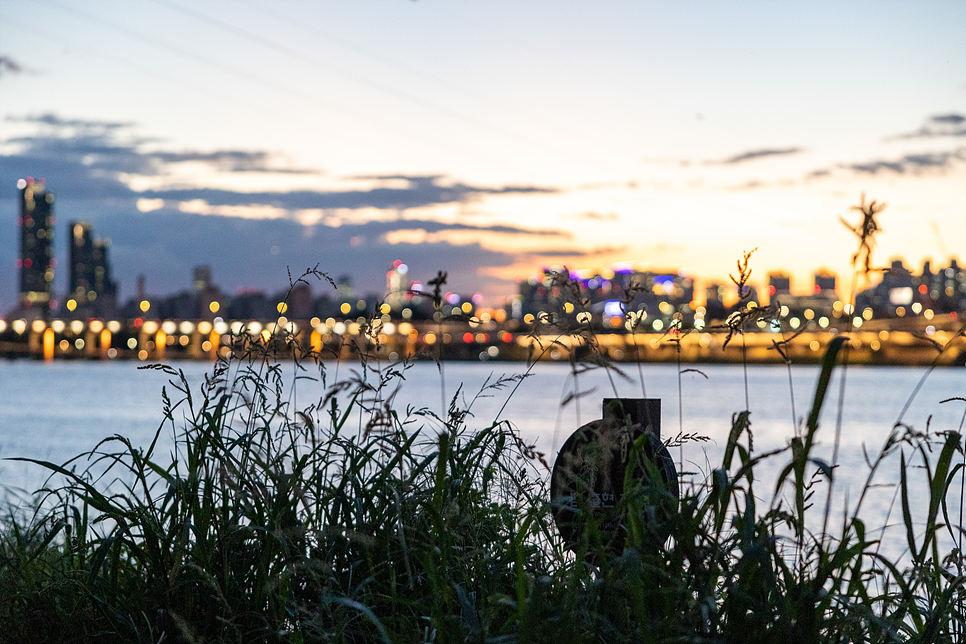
[69,221,95,298]
[17,178,55,316]
[92,239,116,302]
[68,220,118,317]
[193,265,212,292]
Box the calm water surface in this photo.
[2,359,965,557]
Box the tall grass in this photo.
[2,217,966,642]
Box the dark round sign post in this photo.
[550,398,678,559]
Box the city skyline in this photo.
[8,183,964,323]
[1,2,964,310]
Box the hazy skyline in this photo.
[2,1,964,308]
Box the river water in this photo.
[2,358,965,559]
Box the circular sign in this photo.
[550,417,678,557]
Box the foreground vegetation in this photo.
[0,310,964,643]
[3,198,966,642]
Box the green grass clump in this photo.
[1,260,965,643]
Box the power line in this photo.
[234,0,646,165]
[145,0,618,172]
[34,0,515,170]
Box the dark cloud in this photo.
[932,114,965,125]
[141,175,555,211]
[846,149,965,174]
[719,147,803,165]
[5,114,318,177]
[0,207,528,307]
[0,56,24,77]
[149,150,318,174]
[0,114,566,308]
[8,113,134,131]
[3,114,557,209]
[116,211,518,299]
[888,113,966,139]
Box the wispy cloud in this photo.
[5,114,317,177]
[0,56,24,77]
[846,149,966,174]
[933,114,966,125]
[149,150,318,174]
[568,211,621,222]
[8,113,132,130]
[718,147,803,165]
[2,113,558,209]
[888,113,966,139]
[141,178,555,211]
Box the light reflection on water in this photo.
[2,358,965,559]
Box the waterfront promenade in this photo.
[1,315,962,366]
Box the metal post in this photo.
[602,398,661,438]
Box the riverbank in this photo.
[3,324,964,366]
[2,336,965,642]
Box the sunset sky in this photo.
[1,1,964,308]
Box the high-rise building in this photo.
[17,178,55,316]
[814,270,836,296]
[767,272,792,303]
[92,239,116,300]
[69,221,95,298]
[67,220,117,317]
[193,266,212,292]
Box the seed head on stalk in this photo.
[839,193,885,277]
